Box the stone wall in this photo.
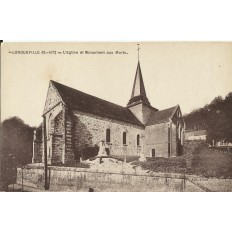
[144,109,184,158]
[17,166,45,190]
[72,111,144,159]
[43,81,62,114]
[33,106,182,164]
[145,123,169,158]
[51,110,64,164]
[33,107,66,166]
[171,123,177,156]
[64,109,75,164]
[33,81,66,165]
[16,166,202,192]
[34,106,144,165]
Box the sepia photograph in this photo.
[1,42,232,192]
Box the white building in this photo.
[185,130,207,141]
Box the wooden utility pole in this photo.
[43,115,49,190]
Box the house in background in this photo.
[32,61,185,166]
[213,140,232,147]
[185,130,207,141]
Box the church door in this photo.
[151,149,155,157]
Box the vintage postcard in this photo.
[1,42,232,192]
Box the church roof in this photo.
[127,61,150,107]
[146,105,178,125]
[51,81,143,126]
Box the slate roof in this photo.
[146,105,178,126]
[51,81,143,126]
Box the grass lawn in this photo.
[133,141,232,178]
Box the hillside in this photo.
[133,141,232,178]
[183,92,232,143]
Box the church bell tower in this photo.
[127,61,150,108]
[127,44,158,124]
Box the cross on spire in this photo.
[137,43,140,61]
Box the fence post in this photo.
[183,173,186,192]
[43,116,49,190]
[21,166,24,191]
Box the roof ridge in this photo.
[145,105,179,126]
[49,80,143,126]
[51,80,129,110]
[169,104,179,119]
[157,105,178,112]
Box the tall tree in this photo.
[0,117,35,165]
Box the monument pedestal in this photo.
[96,140,107,157]
[139,153,146,162]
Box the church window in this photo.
[106,129,111,143]
[151,149,155,157]
[137,134,140,146]
[177,122,181,139]
[123,132,127,145]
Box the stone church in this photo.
[32,61,185,165]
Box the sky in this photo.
[1,42,232,127]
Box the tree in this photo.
[184,92,232,143]
[0,117,35,165]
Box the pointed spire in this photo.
[131,61,147,98]
[127,61,150,107]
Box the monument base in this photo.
[96,152,107,158]
[139,153,146,162]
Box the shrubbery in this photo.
[132,141,232,178]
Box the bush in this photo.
[81,146,99,160]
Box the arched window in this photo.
[106,128,111,143]
[123,132,127,145]
[151,149,155,157]
[137,134,140,146]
